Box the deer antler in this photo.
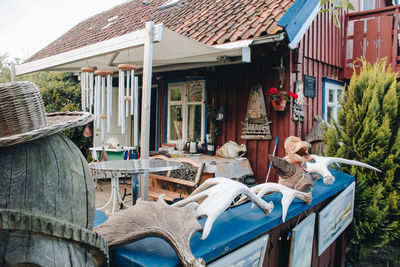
[94,197,205,267]
[173,178,274,240]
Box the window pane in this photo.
[327,106,334,123]
[188,83,203,102]
[170,87,182,101]
[170,105,183,140]
[187,104,202,141]
[337,89,343,104]
[328,89,335,103]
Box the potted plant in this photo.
[267,87,298,111]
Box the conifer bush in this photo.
[323,59,400,260]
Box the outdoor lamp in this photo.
[216,107,226,121]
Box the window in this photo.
[323,78,344,123]
[159,0,181,9]
[167,80,205,143]
[362,0,375,11]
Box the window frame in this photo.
[166,79,206,144]
[322,77,344,123]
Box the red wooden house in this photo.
[12,0,398,265]
[16,0,397,184]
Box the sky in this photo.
[0,0,129,60]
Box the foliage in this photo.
[320,0,354,28]
[0,54,92,158]
[0,54,12,83]
[323,59,400,261]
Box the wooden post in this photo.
[140,21,155,200]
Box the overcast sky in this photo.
[0,0,129,60]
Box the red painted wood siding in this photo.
[157,47,292,184]
[290,7,345,138]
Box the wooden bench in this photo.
[148,155,205,202]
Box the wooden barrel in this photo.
[0,134,108,266]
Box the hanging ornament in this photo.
[118,64,139,141]
[80,67,95,113]
[94,70,113,142]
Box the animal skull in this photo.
[306,154,381,185]
[272,136,315,192]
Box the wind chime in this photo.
[118,64,139,147]
[94,70,113,142]
[80,67,95,112]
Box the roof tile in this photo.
[27,0,295,62]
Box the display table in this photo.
[174,154,254,179]
[94,169,355,266]
[90,159,181,212]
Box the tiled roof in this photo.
[27,0,295,62]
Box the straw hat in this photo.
[0,81,93,148]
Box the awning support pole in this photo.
[10,64,16,82]
[139,21,154,200]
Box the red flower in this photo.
[293,93,298,100]
[288,92,294,97]
[269,87,278,94]
[281,95,284,100]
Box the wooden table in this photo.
[174,154,254,180]
[89,159,181,212]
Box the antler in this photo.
[173,178,274,240]
[236,182,312,222]
[94,197,205,267]
[306,155,381,185]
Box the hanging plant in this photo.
[267,87,298,111]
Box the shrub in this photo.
[323,59,400,261]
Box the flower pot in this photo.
[272,99,287,111]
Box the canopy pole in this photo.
[10,64,16,82]
[140,21,154,200]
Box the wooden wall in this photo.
[289,7,345,138]
[157,45,292,184]
[156,5,371,183]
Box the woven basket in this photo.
[0,81,47,138]
[0,81,93,148]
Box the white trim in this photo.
[323,80,344,123]
[288,3,321,49]
[213,40,254,49]
[167,80,205,144]
[15,23,163,75]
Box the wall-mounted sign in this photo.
[304,75,316,98]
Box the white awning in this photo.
[15,24,251,75]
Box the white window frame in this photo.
[361,0,375,11]
[166,80,206,144]
[323,78,344,123]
